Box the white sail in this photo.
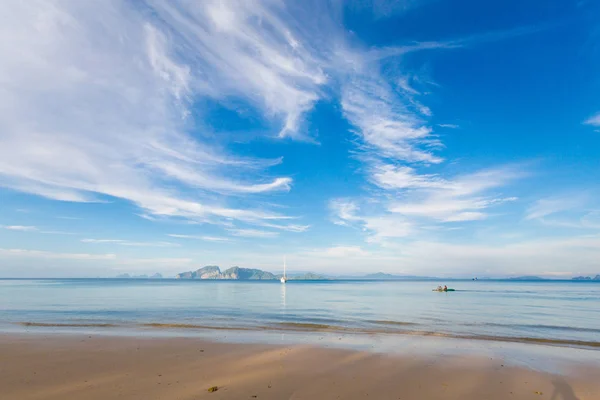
[280,255,287,283]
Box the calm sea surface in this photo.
[1,279,599,348]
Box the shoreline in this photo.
[7,320,600,350]
[1,333,599,400]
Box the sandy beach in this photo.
[1,334,598,400]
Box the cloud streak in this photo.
[0,248,116,260]
[168,234,231,242]
[2,225,38,232]
[526,195,587,220]
[332,165,523,243]
[227,228,280,238]
[1,225,74,234]
[0,0,316,230]
[81,239,180,247]
[584,113,600,127]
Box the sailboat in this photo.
[280,256,287,284]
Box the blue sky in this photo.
[1,0,599,277]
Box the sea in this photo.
[1,278,599,370]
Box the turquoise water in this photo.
[1,279,599,348]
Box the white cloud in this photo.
[81,239,179,247]
[584,113,600,127]
[151,0,327,139]
[0,0,317,231]
[332,165,522,246]
[332,22,519,245]
[370,164,447,190]
[2,225,38,232]
[329,199,412,241]
[227,228,279,238]
[256,222,310,233]
[363,216,412,241]
[526,195,587,220]
[350,165,520,228]
[168,234,231,242]
[386,166,521,222]
[306,246,370,258]
[0,248,116,260]
[536,210,600,230]
[1,225,73,234]
[341,75,442,164]
[329,199,360,226]
[397,76,421,95]
[115,257,193,267]
[329,20,547,251]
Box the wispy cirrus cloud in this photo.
[329,199,413,241]
[525,194,600,230]
[331,165,522,243]
[0,1,325,231]
[2,225,38,232]
[167,234,231,242]
[583,113,600,127]
[81,239,179,247]
[227,228,280,238]
[0,248,116,260]
[341,74,442,164]
[386,166,522,222]
[329,19,546,248]
[149,0,328,139]
[526,195,587,220]
[302,245,371,259]
[1,225,74,234]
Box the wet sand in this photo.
[0,334,598,400]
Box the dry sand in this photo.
[0,334,598,400]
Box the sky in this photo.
[1,0,599,278]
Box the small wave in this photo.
[142,323,254,331]
[368,320,418,326]
[17,322,119,328]
[274,322,341,331]
[473,322,600,334]
[13,321,600,350]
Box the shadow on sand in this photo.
[550,378,580,400]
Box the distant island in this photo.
[114,268,600,281]
[175,267,441,281]
[176,266,326,281]
[572,275,600,281]
[507,276,545,281]
[115,273,163,279]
